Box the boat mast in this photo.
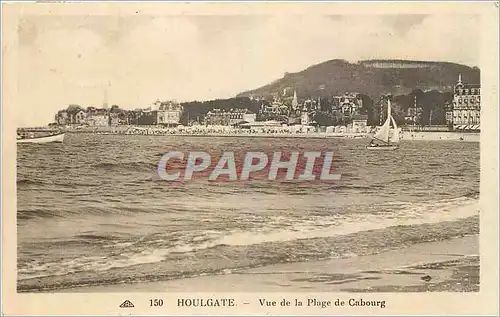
[387,97,391,143]
[413,95,417,131]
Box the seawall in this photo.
[62,126,480,142]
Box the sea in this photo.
[16,134,480,292]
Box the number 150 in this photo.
[150,299,163,307]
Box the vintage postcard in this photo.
[1,1,499,316]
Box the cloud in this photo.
[397,15,479,65]
[387,15,429,36]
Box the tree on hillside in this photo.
[357,94,377,125]
[237,59,480,103]
[66,104,82,114]
[313,112,334,126]
[180,97,261,125]
[389,101,406,125]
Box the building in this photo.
[137,111,157,125]
[331,92,362,116]
[204,108,256,126]
[405,107,423,125]
[302,99,319,112]
[405,98,423,125]
[445,102,453,124]
[239,120,283,130]
[405,107,423,123]
[109,112,121,126]
[74,110,87,125]
[156,101,183,125]
[130,100,183,126]
[242,111,257,123]
[126,109,143,125]
[55,107,103,125]
[54,108,87,125]
[350,114,368,133]
[300,104,310,125]
[291,90,298,110]
[55,110,69,125]
[204,109,229,125]
[360,60,436,69]
[447,74,481,131]
[86,109,109,127]
[260,95,290,117]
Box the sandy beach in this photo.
[57,235,478,293]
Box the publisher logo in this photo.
[119,300,135,308]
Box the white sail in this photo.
[390,115,400,143]
[374,116,391,143]
[373,99,392,143]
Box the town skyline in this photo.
[16,14,480,127]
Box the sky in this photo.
[15,14,479,127]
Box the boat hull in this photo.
[17,133,65,144]
[366,144,399,150]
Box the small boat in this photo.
[367,97,400,150]
[17,131,65,144]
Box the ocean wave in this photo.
[463,190,480,198]
[17,196,479,285]
[17,209,65,220]
[75,233,123,241]
[17,215,479,292]
[387,177,422,185]
[329,184,376,191]
[437,173,466,178]
[16,178,46,186]
[91,161,157,172]
[17,177,101,189]
[210,197,478,247]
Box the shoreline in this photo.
[49,235,478,293]
[62,130,480,142]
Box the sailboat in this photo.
[366,98,400,150]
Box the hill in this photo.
[237,59,480,100]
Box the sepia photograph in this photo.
[2,2,499,316]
